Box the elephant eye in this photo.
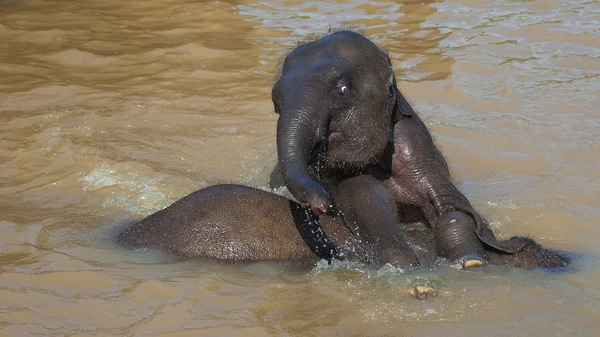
[334,80,353,99]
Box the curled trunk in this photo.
[276,104,331,215]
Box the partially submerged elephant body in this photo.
[269,30,532,268]
[119,29,569,272]
[118,184,568,270]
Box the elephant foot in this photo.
[404,284,437,300]
[459,254,485,269]
[435,210,487,269]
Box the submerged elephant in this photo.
[117,183,568,271]
[269,29,530,268]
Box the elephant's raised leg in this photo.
[434,210,485,268]
[385,117,488,269]
[332,175,419,269]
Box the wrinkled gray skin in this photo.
[117,184,569,270]
[270,30,534,268]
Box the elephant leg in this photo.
[434,210,486,268]
[385,118,489,268]
[332,175,419,268]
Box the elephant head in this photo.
[272,30,413,215]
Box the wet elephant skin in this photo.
[117,184,569,270]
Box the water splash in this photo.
[79,165,172,215]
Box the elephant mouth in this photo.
[326,131,382,168]
[327,131,343,145]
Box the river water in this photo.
[1,0,599,336]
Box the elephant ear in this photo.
[392,85,414,123]
[464,208,530,254]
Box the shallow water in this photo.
[1,0,599,335]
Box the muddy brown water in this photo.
[1,0,599,336]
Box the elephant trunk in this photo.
[276,103,331,215]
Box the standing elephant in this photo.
[117,183,569,271]
[269,29,532,268]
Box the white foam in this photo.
[79,166,171,215]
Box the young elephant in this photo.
[269,30,533,268]
[271,29,421,268]
[117,184,569,271]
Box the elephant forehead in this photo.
[284,47,349,72]
[280,55,388,90]
[279,60,351,86]
[284,33,387,72]
[314,30,383,58]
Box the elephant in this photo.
[269,29,532,269]
[117,183,569,272]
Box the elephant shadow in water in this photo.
[117,184,570,271]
